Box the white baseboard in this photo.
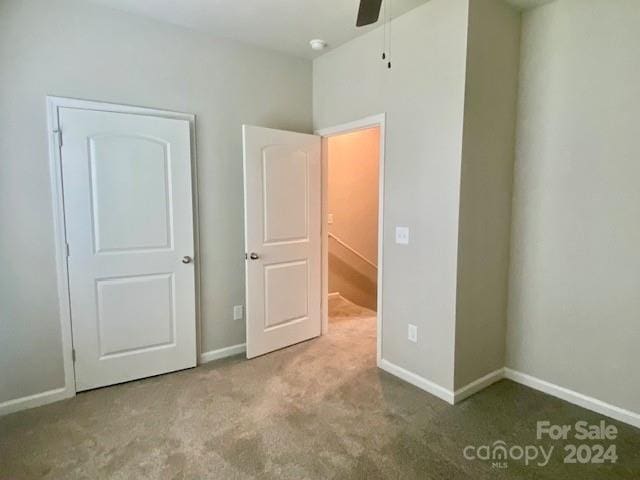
[454,368,505,403]
[377,361,639,429]
[0,387,74,417]
[1,342,248,416]
[504,368,640,429]
[379,359,454,404]
[328,292,341,300]
[199,343,246,364]
[2,344,246,416]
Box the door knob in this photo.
[249,252,260,260]
[182,256,193,264]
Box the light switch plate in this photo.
[328,213,334,225]
[233,305,243,321]
[408,324,418,343]
[396,226,410,245]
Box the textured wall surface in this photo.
[507,0,640,412]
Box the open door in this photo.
[242,125,321,358]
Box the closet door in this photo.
[60,107,196,391]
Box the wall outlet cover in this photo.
[233,305,244,321]
[396,226,410,245]
[408,324,418,343]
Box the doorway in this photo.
[241,114,385,362]
[318,114,385,365]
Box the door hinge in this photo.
[66,242,70,258]
[72,349,76,362]
[54,129,63,147]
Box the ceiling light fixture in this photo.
[309,39,327,51]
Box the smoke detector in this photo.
[309,39,327,51]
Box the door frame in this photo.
[46,96,200,400]
[315,113,386,365]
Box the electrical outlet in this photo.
[233,305,243,321]
[396,226,409,245]
[408,324,418,343]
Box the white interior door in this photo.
[60,107,196,391]
[243,125,321,358]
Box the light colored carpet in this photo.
[1,296,638,479]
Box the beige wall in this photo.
[315,0,470,390]
[507,0,640,413]
[0,0,311,404]
[328,128,379,310]
[454,0,521,389]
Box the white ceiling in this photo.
[84,0,556,59]
[84,0,429,59]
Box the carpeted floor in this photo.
[1,295,639,479]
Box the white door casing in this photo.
[242,125,322,358]
[60,107,196,391]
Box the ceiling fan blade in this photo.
[356,0,383,27]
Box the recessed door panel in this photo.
[60,107,196,391]
[262,146,308,243]
[264,261,309,329]
[96,273,175,357]
[90,135,172,253]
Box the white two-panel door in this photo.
[60,107,196,391]
[242,126,321,358]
